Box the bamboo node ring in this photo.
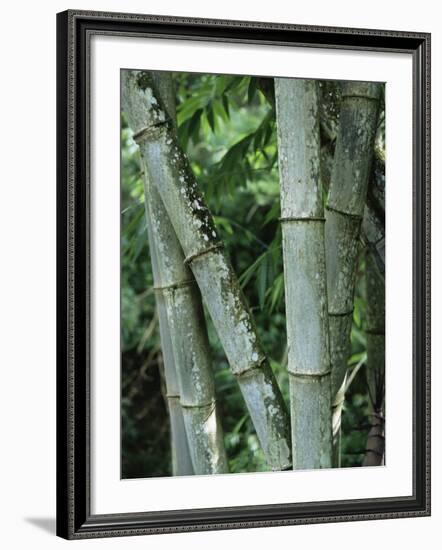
[341,93,380,101]
[133,118,171,143]
[365,328,385,336]
[180,400,216,410]
[288,370,332,380]
[153,279,195,293]
[279,216,326,223]
[184,243,224,265]
[325,204,363,220]
[328,309,354,317]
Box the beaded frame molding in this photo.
[56,9,430,540]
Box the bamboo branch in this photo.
[363,252,385,466]
[275,78,332,469]
[123,70,291,471]
[325,81,382,466]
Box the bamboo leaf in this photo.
[257,254,268,310]
[213,99,228,123]
[269,273,284,313]
[247,77,257,104]
[206,103,216,133]
[213,215,234,235]
[222,93,230,118]
[239,250,268,289]
[263,201,281,225]
[188,108,203,143]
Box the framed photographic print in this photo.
[56,10,431,539]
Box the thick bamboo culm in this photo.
[362,209,385,278]
[140,73,193,476]
[122,70,291,471]
[140,73,228,475]
[325,81,382,466]
[275,78,332,469]
[363,252,385,466]
[146,213,194,476]
[144,175,228,474]
[361,156,385,279]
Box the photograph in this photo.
[120,69,386,479]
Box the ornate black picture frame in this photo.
[56,9,430,539]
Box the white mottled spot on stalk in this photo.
[278,438,291,465]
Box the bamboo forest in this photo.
[121,70,385,478]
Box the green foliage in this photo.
[121,73,385,477]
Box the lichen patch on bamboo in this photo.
[238,364,292,470]
[190,249,265,376]
[182,403,228,475]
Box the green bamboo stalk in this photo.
[139,73,194,476]
[363,252,385,466]
[275,78,332,469]
[135,74,192,476]
[138,73,228,475]
[122,69,291,471]
[148,228,194,476]
[362,209,385,279]
[144,176,228,475]
[325,81,382,466]
[361,155,385,278]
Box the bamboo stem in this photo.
[325,81,382,466]
[139,73,227,475]
[320,144,386,278]
[362,209,385,280]
[167,397,194,476]
[143,161,228,475]
[143,73,194,476]
[122,70,291,471]
[363,252,385,466]
[146,184,228,474]
[144,211,194,476]
[362,155,385,279]
[275,78,332,469]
